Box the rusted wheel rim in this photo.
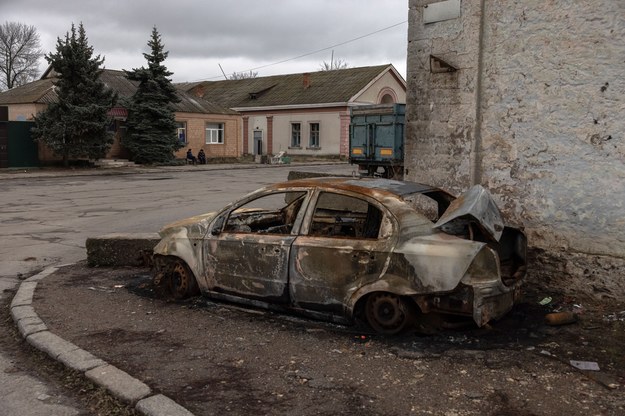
[365,293,410,334]
[170,261,190,298]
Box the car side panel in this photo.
[204,233,294,302]
[392,233,485,292]
[289,236,393,313]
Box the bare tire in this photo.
[365,292,413,335]
[154,258,199,300]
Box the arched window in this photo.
[380,94,395,104]
[377,87,397,104]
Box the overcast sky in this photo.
[1,0,408,83]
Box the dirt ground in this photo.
[29,262,625,416]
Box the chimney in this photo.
[303,73,311,89]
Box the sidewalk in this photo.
[11,266,195,416]
[0,160,350,180]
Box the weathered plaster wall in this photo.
[405,0,482,192]
[480,1,625,251]
[406,0,625,298]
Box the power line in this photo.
[194,20,407,82]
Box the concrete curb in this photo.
[10,266,195,416]
[0,161,350,181]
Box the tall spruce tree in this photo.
[33,23,116,167]
[124,27,180,164]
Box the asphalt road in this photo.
[0,162,353,416]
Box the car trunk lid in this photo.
[434,185,504,242]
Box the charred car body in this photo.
[153,177,527,334]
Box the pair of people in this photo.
[186,149,207,165]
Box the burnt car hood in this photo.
[158,212,217,239]
[434,185,504,241]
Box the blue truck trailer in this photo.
[349,103,405,179]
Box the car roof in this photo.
[271,177,448,198]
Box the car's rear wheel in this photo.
[154,257,199,300]
[365,292,414,335]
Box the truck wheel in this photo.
[383,166,404,180]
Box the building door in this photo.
[253,130,263,155]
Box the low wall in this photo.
[86,233,160,267]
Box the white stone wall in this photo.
[406,0,625,298]
[481,0,625,252]
[405,0,483,191]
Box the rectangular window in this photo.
[291,123,301,147]
[205,122,224,144]
[176,121,187,144]
[309,122,320,148]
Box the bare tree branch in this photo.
[0,21,43,91]
[229,70,258,80]
[319,58,349,71]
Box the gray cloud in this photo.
[1,0,407,82]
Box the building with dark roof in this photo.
[178,64,406,158]
[1,64,404,166]
[0,69,241,165]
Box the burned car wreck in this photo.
[152,177,527,334]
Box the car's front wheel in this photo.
[154,257,199,300]
[365,292,414,335]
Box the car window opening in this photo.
[309,192,383,239]
[223,192,306,235]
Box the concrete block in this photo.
[26,331,79,360]
[85,364,151,404]
[57,348,106,372]
[86,233,160,267]
[136,394,195,416]
[10,281,37,307]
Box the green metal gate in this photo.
[1,121,39,168]
[0,107,7,168]
[0,122,7,168]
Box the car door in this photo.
[204,190,308,303]
[289,190,396,313]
